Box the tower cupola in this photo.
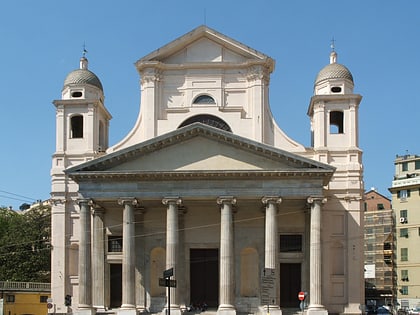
[314,50,354,95]
[61,55,103,101]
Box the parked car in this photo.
[408,308,420,315]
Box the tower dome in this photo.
[313,50,354,95]
[63,56,103,91]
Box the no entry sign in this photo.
[298,291,305,301]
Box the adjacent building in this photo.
[389,154,420,310]
[363,189,395,311]
[0,281,51,315]
[50,26,364,315]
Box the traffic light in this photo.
[65,294,72,306]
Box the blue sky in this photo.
[0,0,419,208]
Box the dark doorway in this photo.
[280,263,301,308]
[110,263,122,308]
[190,248,219,308]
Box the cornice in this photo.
[136,59,274,73]
[69,169,333,183]
[307,93,362,116]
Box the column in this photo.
[307,197,327,315]
[92,205,105,310]
[261,197,282,314]
[77,199,92,310]
[118,199,138,312]
[163,197,183,315]
[135,208,146,312]
[217,196,236,315]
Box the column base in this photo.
[217,305,236,315]
[343,303,362,315]
[162,306,182,315]
[75,309,96,315]
[307,306,328,315]
[93,305,107,313]
[118,309,138,315]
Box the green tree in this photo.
[0,205,51,282]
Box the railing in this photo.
[0,281,50,292]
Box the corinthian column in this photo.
[307,197,327,315]
[261,197,282,315]
[217,196,236,315]
[77,199,92,310]
[162,197,183,315]
[118,198,138,311]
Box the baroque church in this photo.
[50,26,364,315]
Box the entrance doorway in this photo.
[190,248,219,308]
[110,263,122,308]
[280,263,301,308]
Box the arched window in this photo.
[193,95,216,105]
[71,115,84,138]
[178,114,232,132]
[329,111,344,134]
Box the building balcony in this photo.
[0,281,50,292]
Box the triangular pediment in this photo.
[67,124,334,184]
[135,25,274,70]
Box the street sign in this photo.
[298,291,305,301]
[159,278,177,287]
[163,267,174,278]
[261,268,276,305]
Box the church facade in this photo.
[50,26,364,315]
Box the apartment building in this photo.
[389,154,420,310]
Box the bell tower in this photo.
[50,52,111,313]
[307,48,364,315]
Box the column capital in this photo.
[118,198,139,207]
[162,197,182,206]
[262,196,282,205]
[217,196,237,205]
[307,196,327,205]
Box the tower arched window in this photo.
[71,115,84,138]
[329,111,344,134]
[193,94,216,105]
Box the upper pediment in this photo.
[67,123,334,184]
[135,25,275,71]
